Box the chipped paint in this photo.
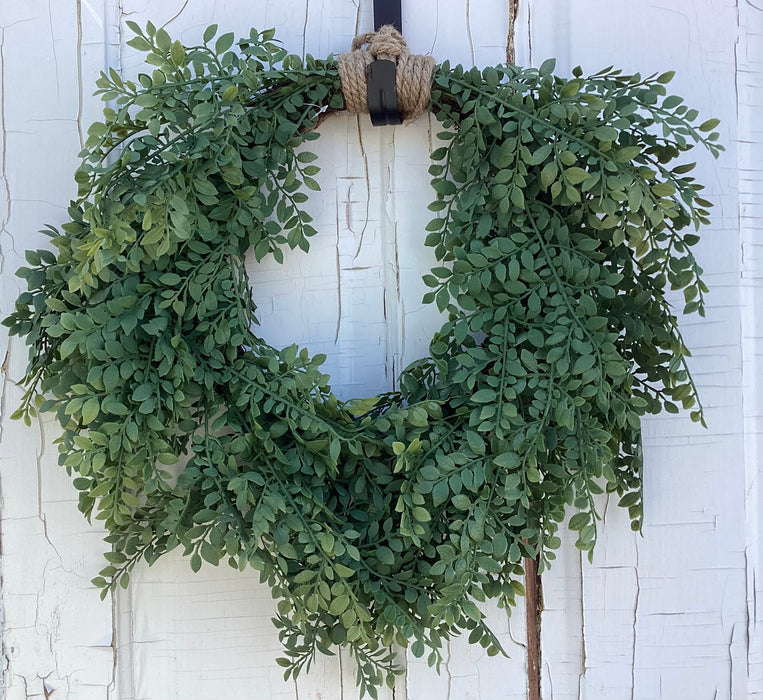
[75,0,84,149]
[506,0,520,64]
[1,9,14,697]
[738,0,763,693]
[0,24,9,281]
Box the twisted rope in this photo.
[337,25,435,124]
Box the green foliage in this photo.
[3,24,722,696]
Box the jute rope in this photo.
[337,25,435,124]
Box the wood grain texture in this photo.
[0,1,761,699]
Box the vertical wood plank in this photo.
[0,2,117,698]
[739,1,763,694]
[528,1,755,698]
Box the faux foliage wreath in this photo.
[4,22,722,696]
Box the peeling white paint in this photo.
[738,0,763,696]
[1,1,761,699]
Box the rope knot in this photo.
[351,25,409,61]
[337,26,435,124]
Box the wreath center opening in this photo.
[246,114,442,400]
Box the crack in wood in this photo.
[0,24,10,280]
[338,647,344,700]
[728,623,737,699]
[743,547,752,676]
[578,550,586,700]
[334,204,342,342]
[443,640,453,700]
[465,0,475,66]
[352,117,371,260]
[46,0,62,101]
[301,0,309,60]
[507,0,520,64]
[525,0,532,65]
[161,0,191,30]
[75,0,84,149]
[105,589,118,700]
[631,549,640,700]
[544,658,554,700]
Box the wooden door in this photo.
[0,1,760,699]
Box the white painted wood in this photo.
[1,1,761,699]
[530,2,759,698]
[737,2,763,697]
[0,3,118,699]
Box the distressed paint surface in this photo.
[0,1,761,699]
[1,3,119,700]
[527,3,761,698]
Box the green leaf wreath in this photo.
[3,22,722,697]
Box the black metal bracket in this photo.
[368,0,403,126]
[367,60,402,126]
[373,0,402,32]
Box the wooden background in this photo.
[0,1,761,698]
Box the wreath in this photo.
[3,22,722,697]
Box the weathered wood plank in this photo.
[1,1,761,699]
[0,2,117,698]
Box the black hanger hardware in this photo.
[368,0,403,126]
[373,0,402,32]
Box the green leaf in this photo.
[320,533,335,554]
[493,452,519,468]
[376,547,395,566]
[432,481,449,507]
[540,162,558,187]
[618,492,640,508]
[132,383,154,402]
[462,600,482,621]
[594,125,618,142]
[329,595,350,615]
[538,58,556,76]
[572,355,596,373]
[565,167,590,184]
[472,389,496,403]
[651,182,676,197]
[222,85,238,101]
[170,40,186,66]
[466,430,485,455]
[127,36,152,52]
[335,564,355,578]
[698,118,720,132]
[412,507,431,522]
[657,70,675,84]
[203,24,218,43]
[614,146,641,162]
[215,32,235,55]
[452,494,471,510]
[81,397,100,425]
[561,80,580,98]
[155,28,171,52]
[568,512,590,530]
